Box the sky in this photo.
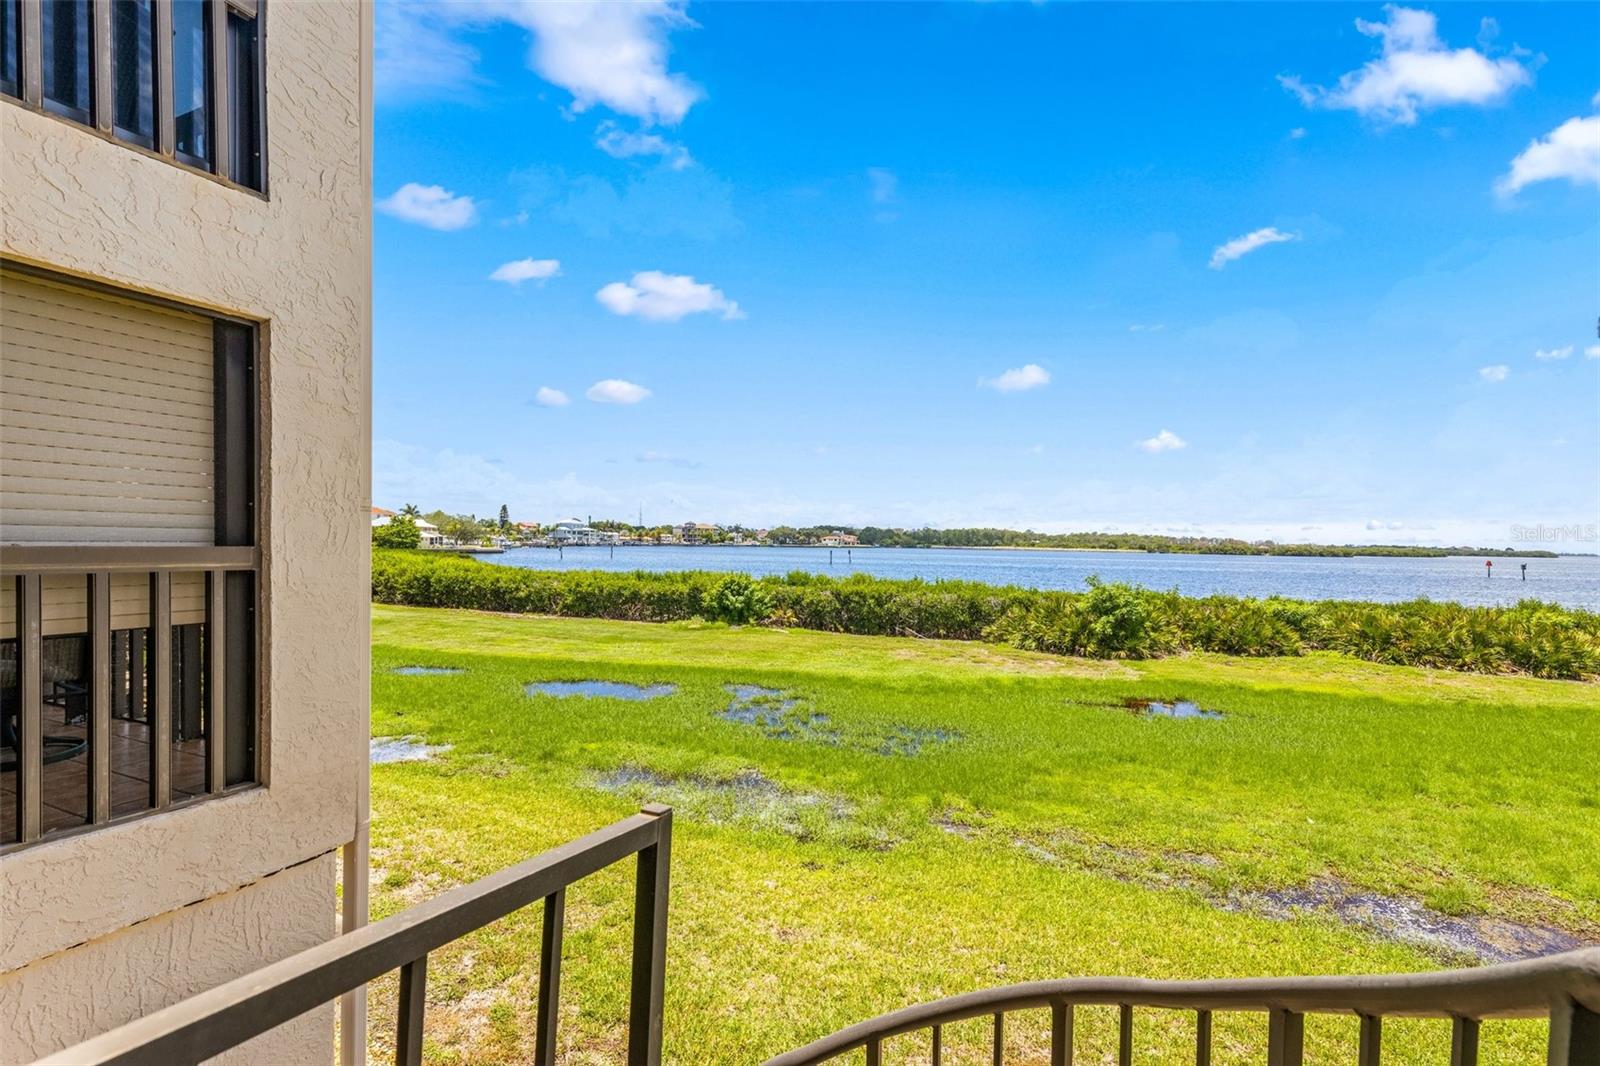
[372,1,1600,547]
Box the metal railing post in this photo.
[1268,1009,1305,1066]
[1358,1014,1382,1066]
[1548,999,1600,1066]
[396,955,428,1066]
[1195,1009,1211,1066]
[535,889,566,1066]
[1119,1004,1133,1066]
[1050,1003,1071,1066]
[627,804,672,1066]
[1451,1017,1480,1066]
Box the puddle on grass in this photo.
[370,736,452,764]
[526,680,678,701]
[987,822,1587,964]
[390,666,465,677]
[1239,878,1586,964]
[591,766,862,842]
[1123,697,1224,720]
[721,684,958,757]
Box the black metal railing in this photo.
[37,805,672,1066]
[766,947,1600,1066]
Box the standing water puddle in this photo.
[526,680,678,700]
[721,684,957,756]
[390,666,464,677]
[370,736,452,764]
[1123,697,1224,720]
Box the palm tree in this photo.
[400,503,421,517]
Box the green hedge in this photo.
[372,550,1600,680]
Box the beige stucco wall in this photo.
[0,0,371,1060]
[0,853,338,1063]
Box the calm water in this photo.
[483,545,1600,610]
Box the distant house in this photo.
[371,506,396,526]
[414,518,445,547]
[550,519,620,546]
[838,533,860,546]
[819,534,843,547]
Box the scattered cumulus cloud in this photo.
[596,271,744,322]
[980,364,1051,393]
[1209,227,1299,270]
[375,4,480,100]
[1495,115,1600,198]
[377,183,478,230]
[1138,429,1188,454]
[586,379,652,404]
[1289,127,1308,139]
[534,386,570,407]
[867,167,898,204]
[493,0,702,125]
[1128,323,1166,333]
[490,258,562,285]
[1279,5,1530,126]
[1533,345,1574,361]
[1587,345,1600,359]
[1478,364,1510,383]
[595,120,692,169]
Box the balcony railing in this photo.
[766,947,1600,1066]
[37,805,672,1066]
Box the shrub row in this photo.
[372,550,1600,680]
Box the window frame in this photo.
[0,261,264,853]
[2,0,266,196]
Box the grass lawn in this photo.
[366,604,1599,1064]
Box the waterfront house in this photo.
[1,2,371,1061]
[371,507,397,525]
[550,519,620,547]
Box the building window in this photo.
[42,0,92,123]
[170,0,209,167]
[1,0,20,99]
[111,0,155,148]
[1,1,265,192]
[225,5,258,187]
[0,265,260,849]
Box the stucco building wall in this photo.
[0,1,371,1060]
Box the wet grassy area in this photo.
[367,605,1599,1064]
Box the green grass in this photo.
[368,605,1599,1064]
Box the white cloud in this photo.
[1279,5,1530,126]
[534,386,570,407]
[867,167,898,205]
[490,258,562,285]
[586,379,652,404]
[376,4,481,100]
[1208,227,1299,270]
[1137,429,1188,454]
[1478,364,1509,382]
[595,271,743,322]
[377,183,478,231]
[1587,345,1600,359]
[1289,127,1308,139]
[489,0,702,125]
[595,120,692,169]
[980,364,1051,392]
[1128,323,1166,333]
[1533,345,1574,361]
[1495,115,1600,198]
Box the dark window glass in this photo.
[172,0,211,168]
[41,0,92,123]
[1,0,20,99]
[1,635,18,845]
[112,0,156,148]
[40,629,90,835]
[226,11,260,188]
[170,617,208,800]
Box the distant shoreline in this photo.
[521,542,1574,559]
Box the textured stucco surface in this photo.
[0,854,337,1062]
[0,0,370,1059]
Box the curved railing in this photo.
[766,947,1600,1066]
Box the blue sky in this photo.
[372,2,1599,546]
